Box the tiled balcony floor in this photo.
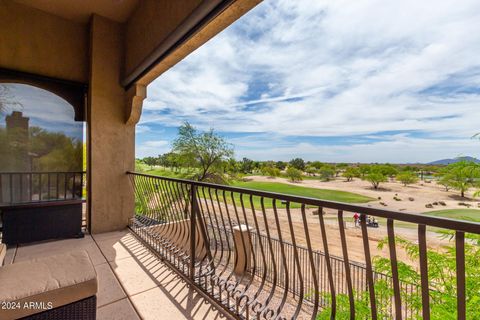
[5,230,224,320]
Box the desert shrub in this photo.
[262,165,281,178]
[319,167,335,181]
[286,167,303,182]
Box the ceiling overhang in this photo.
[13,0,140,23]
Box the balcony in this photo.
[126,172,480,320]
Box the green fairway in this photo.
[229,181,374,208]
[424,209,480,222]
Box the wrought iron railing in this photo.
[0,171,86,204]
[127,172,480,320]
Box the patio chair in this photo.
[0,249,97,320]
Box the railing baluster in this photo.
[189,183,197,279]
[361,213,378,320]
[318,206,336,318]
[455,231,465,320]
[247,194,268,316]
[56,172,60,199]
[338,210,355,319]
[301,204,320,319]
[9,173,13,203]
[64,172,68,199]
[418,224,430,320]
[0,174,3,203]
[387,219,402,320]
[258,197,278,317]
[30,172,33,201]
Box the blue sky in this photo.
[136,0,480,163]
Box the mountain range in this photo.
[427,156,480,165]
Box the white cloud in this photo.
[135,125,152,134]
[135,140,170,158]
[139,0,480,161]
[232,134,480,163]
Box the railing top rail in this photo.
[127,171,480,234]
[0,171,86,174]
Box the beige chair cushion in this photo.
[0,250,97,320]
[0,244,6,266]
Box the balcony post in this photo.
[233,224,251,276]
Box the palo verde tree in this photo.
[318,166,335,181]
[396,171,419,186]
[172,122,233,182]
[362,165,388,189]
[305,165,318,176]
[436,161,480,197]
[343,166,360,182]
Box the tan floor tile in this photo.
[97,298,140,320]
[95,232,149,262]
[108,254,171,296]
[14,235,106,266]
[130,286,223,320]
[95,262,127,307]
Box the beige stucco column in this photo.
[233,225,252,275]
[88,15,136,233]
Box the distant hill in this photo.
[428,156,480,165]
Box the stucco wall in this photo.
[0,1,88,83]
[88,15,135,233]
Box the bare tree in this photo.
[0,84,22,115]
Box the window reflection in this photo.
[0,84,84,203]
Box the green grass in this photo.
[228,181,374,208]
[140,167,196,179]
[424,209,480,222]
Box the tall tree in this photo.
[289,158,306,171]
[143,156,157,170]
[239,157,254,174]
[172,122,233,182]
